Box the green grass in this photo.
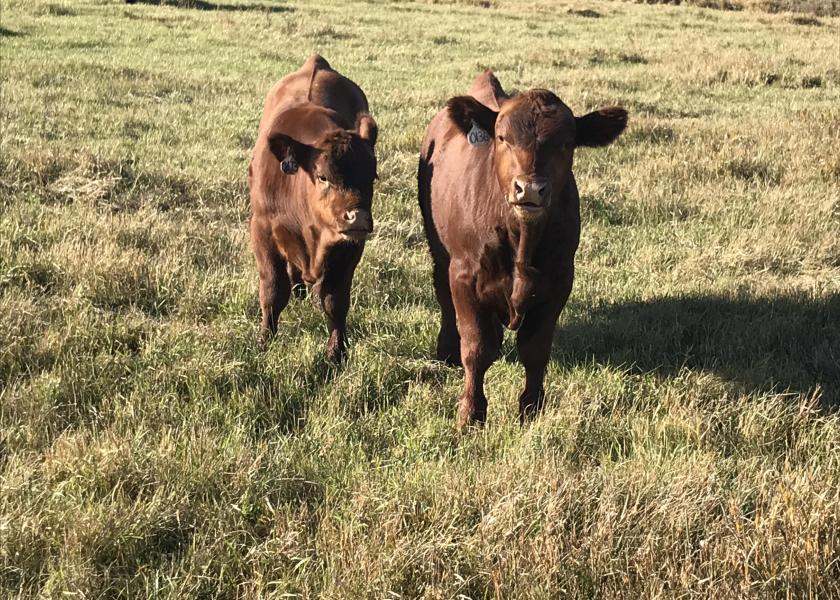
[2,0,840,597]
[630,0,840,17]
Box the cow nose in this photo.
[344,209,372,231]
[512,178,549,203]
[513,179,526,201]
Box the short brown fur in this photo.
[249,54,378,362]
[418,70,627,426]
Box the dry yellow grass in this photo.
[1,0,839,597]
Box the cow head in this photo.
[447,89,626,221]
[268,113,378,243]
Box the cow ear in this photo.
[447,95,498,140]
[575,107,628,148]
[356,113,378,147]
[267,133,317,174]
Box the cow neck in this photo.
[503,196,552,329]
[510,216,545,276]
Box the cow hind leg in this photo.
[418,159,459,366]
[433,255,460,366]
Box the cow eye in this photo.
[317,174,328,184]
[497,135,505,143]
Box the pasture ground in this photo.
[2,0,839,597]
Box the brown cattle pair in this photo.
[249,54,627,427]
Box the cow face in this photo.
[447,91,627,221]
[268,114,378,242]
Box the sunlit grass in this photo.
[1,0,839,597]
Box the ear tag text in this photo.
[281,155,299,174]
[467,120,490,146]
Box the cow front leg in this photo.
[320,285,349,363]
[450,264,502,428]
[317,247,361,363]
[515,288,570,424]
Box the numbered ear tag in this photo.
[281,155,298,174]
[467,120,490,146]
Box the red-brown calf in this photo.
[418,70,627,427]
[249,55,378,362]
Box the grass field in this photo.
[2,0,840,597]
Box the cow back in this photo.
[258,54,369,136]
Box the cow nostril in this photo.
[536,183,548,197]
[344,210,357,223]
[514,180,525,198]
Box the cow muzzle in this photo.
[339,209,373,242]
[509,177,549,217]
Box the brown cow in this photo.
[418,70,627,427]
[249,54,378,362]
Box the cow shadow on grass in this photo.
[125,0,294,12]
[247,351,340,439]
[548,293,840,408]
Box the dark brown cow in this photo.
[249,54,378,362]
[418,70,627,427]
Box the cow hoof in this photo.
[456,396,487,430]
[436,350,462,367]
[518,388,546,425]
[436,337,462,366]
[456,412,485,431]
[257,329,272,350]
[326,343,346,364]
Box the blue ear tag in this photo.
[467,120,490,146]
[281,155,298,174]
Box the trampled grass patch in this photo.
[1,0,839,598]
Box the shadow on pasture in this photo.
[124,0,294,13]
[248,352,341,438]
[550,293,840,407]
[0,26,23,36]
